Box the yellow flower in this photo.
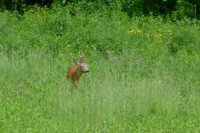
[136,30,143,33]
[128,29,143,34]
[128,29,136,33]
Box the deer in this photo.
[66,53,89,89]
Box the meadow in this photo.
[0,7,200,132]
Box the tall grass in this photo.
[1,51,200,132]
[0,7,200,132]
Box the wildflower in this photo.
[128,29,143,34]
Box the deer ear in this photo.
[79,52,85,57]
[81,52,85,57]
[79,52,82,58]
[80,56,84,63]
[79,52,85,63]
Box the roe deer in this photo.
[66,53,89,85]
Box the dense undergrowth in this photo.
[0,6,200,132]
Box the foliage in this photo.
[173,0,195,19]
[0,0,200,19]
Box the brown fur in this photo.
[66,56,89,84]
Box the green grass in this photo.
[0,7,200,132]
[1,52,200,132]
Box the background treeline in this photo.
[0,0,199,19]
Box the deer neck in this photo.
[76,66,83,76]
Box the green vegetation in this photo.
[1,0,200,19]
[1,6,200,132]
